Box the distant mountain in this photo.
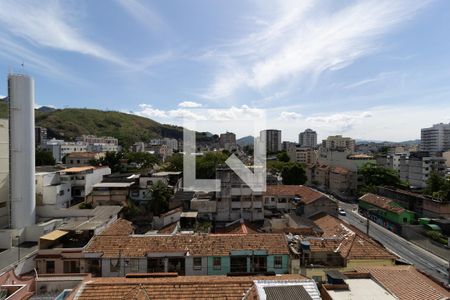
[237,135,254,146]
[37,106,56,113]
[356,139,420,145]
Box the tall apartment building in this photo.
[76,135,119,145]
[421,123,450,153]
[322,135,355,152]
[215,167,264,222]
[35,126,47,147]
[399,151,446,189]
[260,129,281,153]
[298,129,317,147]
[219,132,237,151]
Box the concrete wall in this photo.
[0,119,9,228]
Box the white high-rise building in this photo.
[299,129,317,148]
[322,135,355,152]
[421,123,450,153]
[8,74,36,228]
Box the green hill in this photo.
[0,101,216,147]
[35,108,185,147]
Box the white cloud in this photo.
[0,0,126,65]
[344,72,398,89]
[178,101,202,108]
[306,111,373,132]
[136,104,205,120]
[202,0,430,99]
[279,111,302,120]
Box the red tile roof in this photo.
[359,193,406,214]
[70,275,306,300]
[330,166,351,175]
[264,185,324,204]
[312,214,396,260]
[85,233,289,258]
[352,266,450,300]
[100,219,134,236]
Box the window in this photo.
[213,257,221,270]
[46,260,55,273]
[193,257,202,270]
[274,256,282,269]
[63,260,80,273]
[59,190,64,196]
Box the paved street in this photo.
[0,245,38,273]
[337,201,449,285]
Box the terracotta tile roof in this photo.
[85,233,289,258]
[330,166,351,175]
[307,238,341,252]
[352,266,450,300]
[312,214,396,260]
[157,222,178,234]
[62,166,95,173]
[359,193,406,214]
[215,222,260,234]
[100,219,134,236]
[264,185,324,204]
[72,275,306,300]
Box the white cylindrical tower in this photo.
[8,74,35,228]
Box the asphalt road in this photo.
[337,201,449,286]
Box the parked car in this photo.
[338,208,346,216]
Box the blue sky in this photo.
[0,0,450,141]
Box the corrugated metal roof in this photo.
[264,285,313,300]
[254,280,321,300]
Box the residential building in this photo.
[35,171,72,208]
[318,149,374,172]
[215,167,264,222]
[291,214,396,280]
[421,122,450,153]
[359,193,415,234]
[287,145,317,164]
[77,135,119,146]
[61,141,88,157]
[42,138,64,163]
[0,119,8,228]
[263,185,338,217]
[399,151,446,188]
[131,141,145,152]
[261,129,281,153]
[66,152,105,166]
[307,164,357,200]
[282,141,296,152]
[60,166,111,202]
[34,207,123,276]
[299,129,317,148]
[322,135,355,152]
[35,126,47,146]
[66,274,316,300]
[163,137,179,151]
[83,222,290,276]
[376,153,403,172]
[377,186,450,218]
[90,182,134,206]
[219,131,237,151]
[87,143,119,153]
[322,266,450,300]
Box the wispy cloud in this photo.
[279,111,302,120]
[344,72,398,89]
[306,111,373,132]
[202,0,430,99]
[0,0,127,65]
[115,0,167,33]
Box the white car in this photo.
[338,208,346,216]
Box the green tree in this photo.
[277,151,290,162]
[91,151,124,172]
[146,181,172,215]
[196,151,229,179]
[125,152,159,169]
[164,152,183,171]
[281,163,307,185]
[35,149,56,166]
[358,162,406,194]
[425,171,450,201]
